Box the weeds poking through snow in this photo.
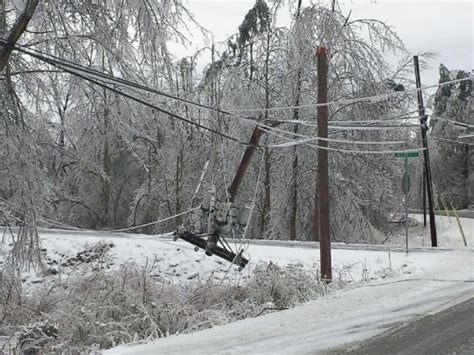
[0,243,343,352]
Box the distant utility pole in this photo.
[315,46,332,282]
[413,55,437,247]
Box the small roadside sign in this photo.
[395,151,419,158]
[402,172,410,195]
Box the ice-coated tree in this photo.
[0,0,205,265]
[430,64,472,208]
[1,0,430,252]
[192,1,412,242]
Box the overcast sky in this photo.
[179,0,473,87]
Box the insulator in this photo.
[201,191,211,211]
[215,201,230,225]
[239,206,251,226]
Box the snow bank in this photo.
[105,249,474,354]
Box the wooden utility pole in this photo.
[413,55,437,247]
[228,126,264,202]
[315,46,332,282]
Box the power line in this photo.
[3,40,430,154]
[14,43,419,148]
[229,77,473,113]
[109,207,199,232]
[431,136,474,146]
[328,124,419,130]
[269,137,407,147]
[250,117,425,154]
[275,116,420,127]
[435,117,474,129]
[293,144,426,155]
[238,115,411,145]
[272,110,422,126]
[2,40,257,121]
[3,43,249,145]
[8,42,426,132]
[7,41,472,132]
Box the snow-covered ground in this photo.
[19,213,471,285]
[106,250,473,354]
[101,214,472,354]
[1,213,472,353]
[12,228,421,287]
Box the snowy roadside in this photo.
[1,213,472,353]
[101,214,473,355]
[105,249,473,355]
[9,227,461,288]
[8,212,470,289]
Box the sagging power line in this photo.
[229,76,473,113]
[3,40,432,154]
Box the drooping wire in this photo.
[238,115,411,145]
[272,110,422,126]
[430,136,474,146]
[10,45,249,145]
[435,117,474,129]
[229,77,474,113]
[6,40,471,133]
[3,40,257,120]
[3,40,434,154]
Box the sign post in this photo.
[395,151,419,254]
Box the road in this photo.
[340,297,474,355]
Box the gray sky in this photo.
[179,0,473,86]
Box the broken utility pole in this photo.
[315,46,332,282]
[228,126,264,202]
[174,125,266,269]
[413,55,437,247]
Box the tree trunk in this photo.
[260,30,272,238]
[101,85,111,227]
[0,0,6,40]
[289,0,303,241]
[175,149,183,225]
[0,0,39,71]
[289,144,299,241]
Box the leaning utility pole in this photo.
[315,46,332,281]
[413,55,437,247]
[227,126,264,202]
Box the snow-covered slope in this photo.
[2,214,472,353]
[105,248,473,354]
[101,215,473,354]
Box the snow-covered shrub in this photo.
[0,256,338,352]
[246,262,323,308]
[0,266,31,328]
[16,321,58,355]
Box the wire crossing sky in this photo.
[2,39,470,155]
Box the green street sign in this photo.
[395,151,419,158]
